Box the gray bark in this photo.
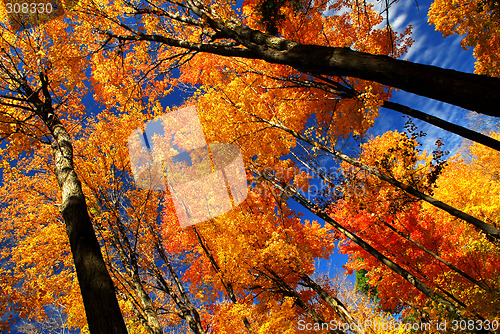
[12,71,129,334]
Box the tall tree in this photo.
[331,131,500,321]
[78,0,500,115]
[0,12,127,334]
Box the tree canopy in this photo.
[0,0,499,333]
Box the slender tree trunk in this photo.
[129,267,162,334]
[383,101,500,152]
[107,213,162,334]
[300,274,365,334]
[155,242,207,334]
[371,215,492,292]
[250,166,460,314]
[262,267,344,334]
[291,150,492,292]
[253,115,500,243]
[272,72,500,152]
[193,227,253,333]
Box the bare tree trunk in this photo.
[105,213,162,334]
[264,72,500,152]
[253,115,500,243]
[383,101,500,152]
[49,120,128,334]
[21,73,129,334]
[281,45,500,116]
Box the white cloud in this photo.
[364,0,478,157]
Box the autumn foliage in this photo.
[429,0,500,77]
[0,0,499,333]
[332,131,500,321]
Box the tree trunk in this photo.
[254,115,500,243]
[281,45,500,116]
[250,166,460,314]
[382,101,500,152]
[14,70,130,333]
[300,274,364,334]
[106,9,500,116]
[50,121,128,334]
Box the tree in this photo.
[0,104,209,333]
[331,130,500,322]
[2,0,500,332]
[253,0,304,35]
[2,101,400,333]
[78,0,500,115]
[78,0,500,158]
[74,0,500,243]
[0,12,127,334]
[73,107,366,334]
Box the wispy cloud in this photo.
[366,0,477,157]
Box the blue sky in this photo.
[4,0,492,331]
[368,0,478,155]
[302,0,483,282]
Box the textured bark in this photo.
[107,215,162,334]
[105,11,500,116]
[50,121,128,334]
[155,242,207,334]
[250,166,460,314]
[129,268,162,334]
[11,70,129,333]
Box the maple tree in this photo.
[1,0,500,333]
[429,0,500,77]
[76,0,500,116]
[0,2,395,331]
[330,130,500,325]
[250,129,500,328]
[0,8,127,334]
[1,104,397,334]
[72,0,500,154]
